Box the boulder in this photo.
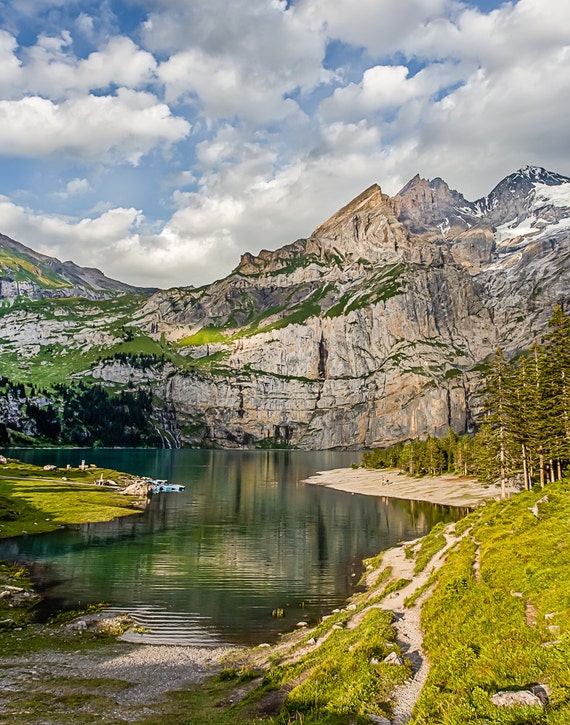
[491,690,543,708]
[383,651,404,666]
[122,481,151,497]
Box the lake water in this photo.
[0,448,463,646]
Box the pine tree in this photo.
[508,354,541,489]
[481,349,514,498]
[441,428,459,473]
[473,422,501,483]
[541,305,570,478]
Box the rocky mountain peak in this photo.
[393,174,474,236]
[516,165,568,185]
[311,183,388,238]
[233,184,397,278]
[475,165,570,228]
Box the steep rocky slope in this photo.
[1,166,569,448]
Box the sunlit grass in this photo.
[411,481,570,724]
[0,460,144,538]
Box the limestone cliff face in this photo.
[118,166,570,449]
[2,166,570,449]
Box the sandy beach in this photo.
[304,467,503,507]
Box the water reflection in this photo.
[0,449,465,645]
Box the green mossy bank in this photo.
[411,481,570,725]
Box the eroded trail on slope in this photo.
[374,530,463,724]
[249,522,467,724]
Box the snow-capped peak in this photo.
[515,165,569,186]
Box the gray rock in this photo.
[70,619,88,631]
[2,167,570,450]
[491,690,543,708]
[531,684,551,705]
[383,652,405,666]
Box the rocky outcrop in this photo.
[138,166,569,448]
[491,688,547,708]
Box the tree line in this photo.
[0,379,162,447]
[363,306,570,496]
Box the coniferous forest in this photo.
[0,380,161,447]
[363,306,570,496]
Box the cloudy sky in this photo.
[0,0,568,288]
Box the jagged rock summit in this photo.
[1,165,569,449]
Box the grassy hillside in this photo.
[411,482,570,724]
[0,247,72,290]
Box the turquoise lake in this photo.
[0,449,463,645]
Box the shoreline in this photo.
[304,467,503,507]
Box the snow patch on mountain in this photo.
[495,217,539,244]
[534,182,570,209]
[536,216,570,239]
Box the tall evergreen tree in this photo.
[481,348,514,498]
[541,305,570,478]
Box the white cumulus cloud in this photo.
[295,0,455,55]
[0,0,569,288]
[0,32,158,99]
[149,0,329,124]
[0,89,190,164]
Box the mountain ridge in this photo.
[0,232,157,300]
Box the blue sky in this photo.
[0,0,568,287]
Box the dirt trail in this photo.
[346,526,465,724]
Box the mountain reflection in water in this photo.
[0,449,465,645]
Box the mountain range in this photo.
[1,165,569,448]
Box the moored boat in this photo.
[148,479,186,494]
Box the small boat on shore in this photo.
[148,479,186,494]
